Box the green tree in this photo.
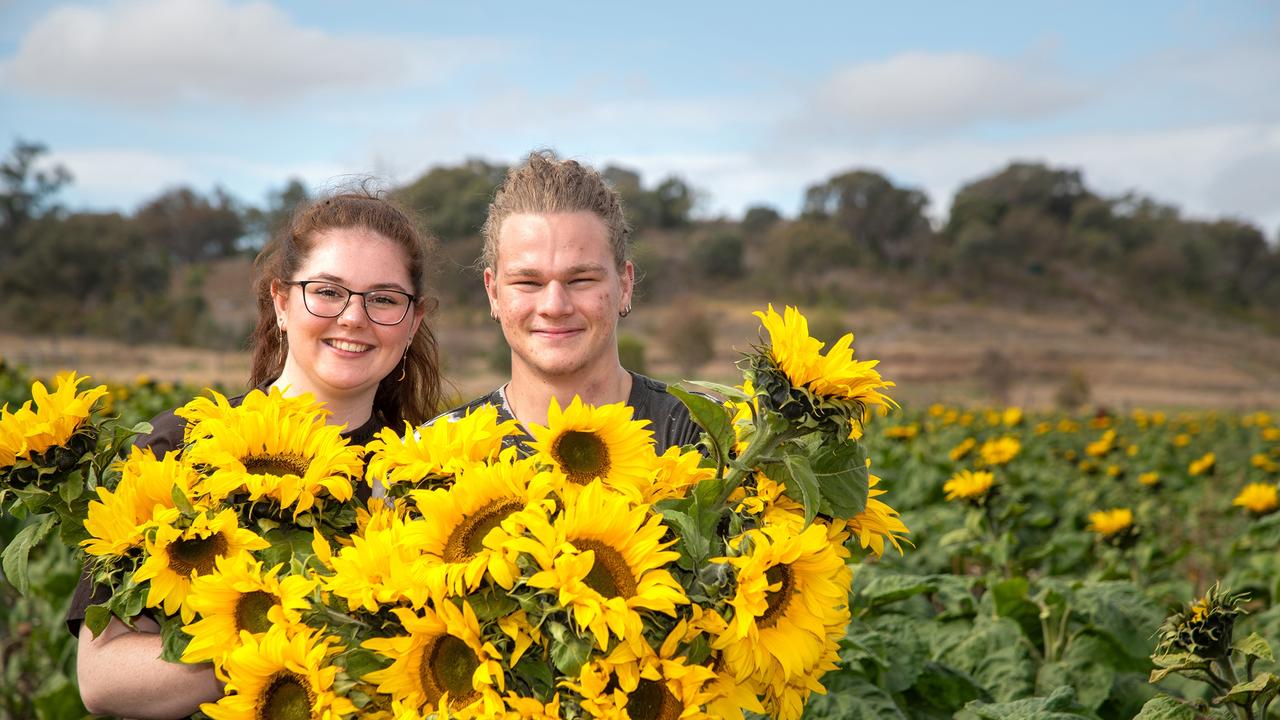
[134,186,245,262]
[242,177,309,249]
[396,159,507,242]
[947,162,1090,237]
[0,139,72,252]
[690,230,744,280]
[802,169,932,269]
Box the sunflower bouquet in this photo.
[0,372,141,595]
[0,304,909,720]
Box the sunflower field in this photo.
[2,303,1280,719]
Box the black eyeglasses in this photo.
[285,280,416,326]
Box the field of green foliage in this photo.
[2,357,1279,719]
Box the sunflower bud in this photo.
[1156,583,1247,660]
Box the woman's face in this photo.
[271,227,423,408]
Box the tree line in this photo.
[2,138,1277,351]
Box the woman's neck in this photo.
[269,375,374,430]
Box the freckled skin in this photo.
[485,212,634,422]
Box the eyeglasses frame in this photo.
[282,280,417,326]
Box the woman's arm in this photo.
[77,614,224,719]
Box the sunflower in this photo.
[82,448,198,557]
[646,445,716,504]
[322,507,434,612]
[845,472,910,557]
[949,437,976,462]
[0,411,25,468]
[943,469,995,503]
[361,600,503,713]
[978,436,1020,466]
[1232,482,1278,516]
[526,396,658,497]
[6,371,109,459]
[182,553,318,667]
[201,625,356,720]
[1138,471,1160,487]
[569,644,718,720]
[712,522,851,685]
[517,480,687,651]
[133,508,271,623]
[1189,452,1216,477]
[178,388,364,516]
[752,305,895,413]
[1085,429,1116,457]
[1087,507,1135,542]
[409,450,557,596]
[365,404,520,491]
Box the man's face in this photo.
[485,211,633,382]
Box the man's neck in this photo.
[506,364,633,427]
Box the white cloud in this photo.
[0,0,483,107]
[799,51,1088,136]
[51,146,350,210]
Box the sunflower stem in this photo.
[711,420,788,510]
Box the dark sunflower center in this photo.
[552,430,611,484]
[235,590,279,634]
[628,677,681,720]
[167,532,230,578]
[443,499,524,562]
[257,671,313,720]
[421,634,480,705]
[576,539,637,599]
[759,563,795,629]
[244,453,310,477]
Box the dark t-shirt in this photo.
[432,371,703,455]
[66,390,382,637]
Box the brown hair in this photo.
[480,150,631,270]
[248,188,444,428]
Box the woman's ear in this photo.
[271,279,289,323]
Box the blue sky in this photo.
[2,0,1277,237]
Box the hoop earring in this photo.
[396,349,409,382]
[619,304,632,318]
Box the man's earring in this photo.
[619,304,632,318]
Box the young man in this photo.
[436,151,701,452]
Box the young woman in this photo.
[68,189,445,719]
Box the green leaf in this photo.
[1072,581,1161,661]
[58,470,85,505]
[546,622,591,676]
[667,386,734,467]
[1133,695,1232,720]
[655,506,711,571]
[680,379,750,403]
[853,567,937,609]
[342,648,391,681]
[1220,671,1280,705]
[171,484,194,515]
[1148,652,1211,684]
[469,588,519,622]
[1,513,58,595]
[513,655,556,697]
[934,615,1036,703]
[33,675,88,720]
[957,686,1099,719]
[781,452,820,527]
[1036,635,1119,710]
[910,661,990,710]
[802,673,908,720]
[1234,632,1274,661]
[84,604,113,638]
[809,439,869,518]
[159,613,190,663]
